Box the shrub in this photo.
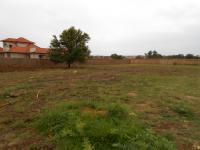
[171,103,194,118]
[107,103,129,118]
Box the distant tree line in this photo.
[144,50,200,59]
[110,51,200,60]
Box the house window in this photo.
[9,45,12,48]
[3,43,7,47]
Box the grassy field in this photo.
[0,64,200,149]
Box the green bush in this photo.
[34,102,176,150]
[170,102,194,118]
[110,54,125,60]
[107,103,129,118]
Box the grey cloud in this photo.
[0,0,200,55]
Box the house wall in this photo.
[1,52,48,59]
[30,47,36,53]
[30,53,40,59]
[30,53,48,59]
[16,43,29,47]
[10,53,28,59]
[2,53,29,59]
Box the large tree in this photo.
[49,27,90,68]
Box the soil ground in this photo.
[0,64,200,149]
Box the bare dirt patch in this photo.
[155,121,184,130]
[128,91,137,97]
[185,95,199,100]
[134,101,158,112]
[82,107,107,116]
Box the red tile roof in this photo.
[1,38,16,43]
[7,45,49,54]
[10,46,29,53]
[17,37,34,44]
[36,47,49,54]
[1,37,34,44]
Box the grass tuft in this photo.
[169,102,194,118]
[107,103,129,118]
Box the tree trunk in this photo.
[66,62,71,69]
[68,63,71,68]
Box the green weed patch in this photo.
[34,101,176,149]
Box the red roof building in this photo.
[0,37,49,59]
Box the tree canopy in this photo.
[145,50,162,58]
[49,27,90,68]
[110,53,125,59]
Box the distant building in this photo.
[0,37,49,59]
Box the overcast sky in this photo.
[1,0,200,55]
